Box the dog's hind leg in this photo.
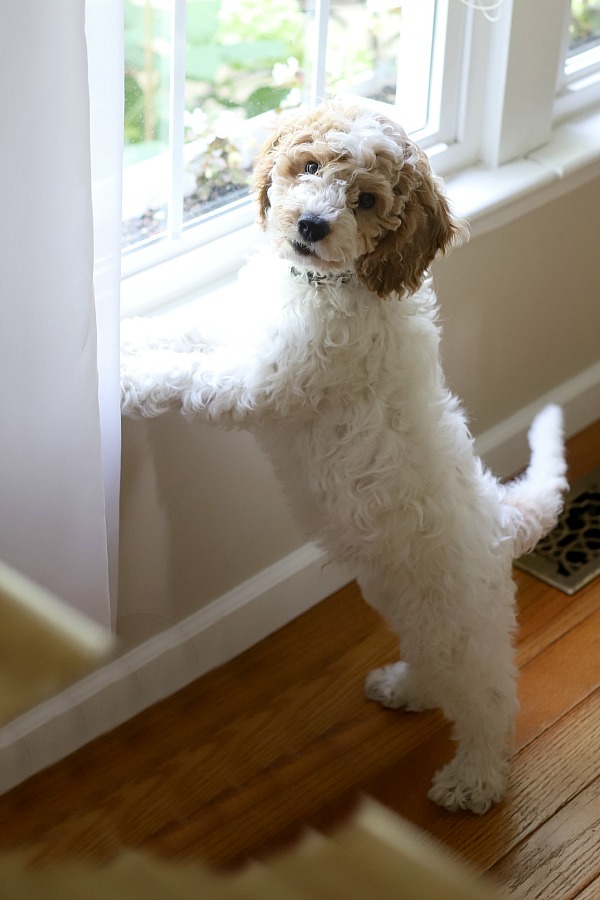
[426,665,518,814]
[416,615,517,814]
[367,642,517,813]
[360,576,437,713]
[364,660,435,712]
[361,573,518,813]
[426,589,518,813]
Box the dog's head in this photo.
[253,101,467,298]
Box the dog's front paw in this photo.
[428,758,507,814]
[120,360,147,418]
[364,661,428,711]
[120,351,181,418]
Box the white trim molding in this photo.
[1,361,598,795]
[0,545,351,795]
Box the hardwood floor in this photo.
[0,420,599,898]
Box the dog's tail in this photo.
[501,404,568,558]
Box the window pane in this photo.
[569,0,600,54]
[324,0,401,105]
[178,0,436,227]
[123,0,172,248]
[182,0,311,226]
[122,0,439,251]
[324,0,436,136]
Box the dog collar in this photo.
[290,266,354,286]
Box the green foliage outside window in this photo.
[124,0,305,159]
[570,0,600,51]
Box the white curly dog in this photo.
[121,101,567,813]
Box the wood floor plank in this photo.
[515,575,600,669]
[489,777,600,899]
[0,417,598,892]
[143,599,600,867]
[0,604,420,863]
[577,874,600,900]
[515,604,600,748]
[148,708,447,867]
[420,690,600,870]
[0,586,394,849]
[318,686,600,876]
[2,575,599,869]
[38,690,446,865]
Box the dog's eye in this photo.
[304,161,319,175]
[358,192,376,209]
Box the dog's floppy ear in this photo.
[253,105,315,228]
[357,142,467,299]
[253,120,288,229]
[253,137,276,229]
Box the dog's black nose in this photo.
[297,214,330,243]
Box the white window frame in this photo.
[122,0,468,278]
[122,0,600,317]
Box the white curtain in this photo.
[86,0,124,626]
[0,1,122,628]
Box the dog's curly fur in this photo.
[121,101,568,813]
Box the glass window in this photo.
[124,0,172,247]
[122,0,441,253]
[564,0,600,86]
[569,0,600,54]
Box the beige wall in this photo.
[119,418,304,645]
[118,177,600,644]
[435,178,600,432]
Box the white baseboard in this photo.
[1,361,598,795]
[0,544,351,795]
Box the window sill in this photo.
[121,107,600,319]
[450,106,600,240]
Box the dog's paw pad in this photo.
[428,762,506,814]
